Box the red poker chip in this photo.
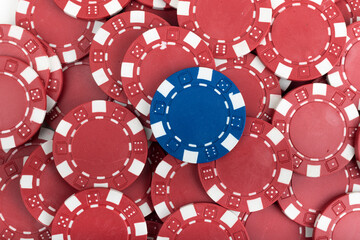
[135,0,171,10]
[122,159,153,217]
[157,203,249,239]
[20,141,76,227]
[0,157,51,239]
[314,192,360,239]
[53,0,130,20]
[39,40,64,112]
[53,100,148,191]
[124,1,178,26]
[0,24,50,86]
[151,155,213,221]
[198,117,293,213]
[89,11,169,103]
[121,26,215,121]
[0,56,47,150]
[256,0,347,81]
[336,0,357,25]
[147,142,167,172]
[272,83,360,177]
[243,203,313,240]
[278,161,360,227]
[146,221,162,240]
[16,0,103,64]
[45,59,111,130]
[51,188,147,240]
[177,0,272,59]
[328,22,360,110]
[215,54,282,121]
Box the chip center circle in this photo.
[0,75,27,131]
[271,5,329,63]
[344,41,360,90]
[168,85,228,146]
[289,102,345,159]
[195,0,255,41]
[332,211,360,239]
[71,119,130,177]
[177,221,230,239]
[69,207,128,240]
[215,135,275,194]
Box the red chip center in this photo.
[289,102,344,158]
[271,5,329,62]
[195,0,255,41]
[0,178,45,233]
[70,207,128,240]
[32,0,91,46]
[139,46,197,98]
[216,135,275,194]
[0,75,27,130]
[344,41,360,90]
[177,222,229,240]
[332,211,360,239]
[71,120,130,177]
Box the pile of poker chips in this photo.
[0,0,360,239]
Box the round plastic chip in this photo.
[157,203,249,239]
[328,22,360,110]
[278,161,360,227]
[0,56,47,150]
[51,188,147,240]
[314,192,360,239]
[272,83,359,177]
[177,0,272,59]
[150,67,246,164]
[90,11,169,103]
[198,117,292,212]
[151,155,214,221]
[53,100,148,190]
[215,54,281,121]
[121,26,215,122]
[256,0,347,81]
[16,0,103,64]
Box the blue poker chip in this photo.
[150,67,246,164]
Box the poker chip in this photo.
[0,56,47,150]
[53,100,148,190]
[336,0,357,25]
[20,140,76,226]
[278,161,360,227]
[122,159,153,217]
[16,0,103,64]
[121,26,215,120]
[151,155,214,221]
[45,59,111,130]
[124,1,178,26]
[51,188,148,239]
[243,203,313,240]
[146,221,162,240]
[0,24,50,85]
[215,54,282,121]
[53,0,130,20]
[272,83,359,177]
[157,203,249,239]
[0,157,51,239]
[177,0,272,59]
[39,40,64,112]
[135,0,171,10]
[328,22,360,110]
[147,142,167,172]
[198,117,292,212]
[314,192,360,239]
[256,0,347,81]
[89,11,169,103]
[150,67,246,164]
